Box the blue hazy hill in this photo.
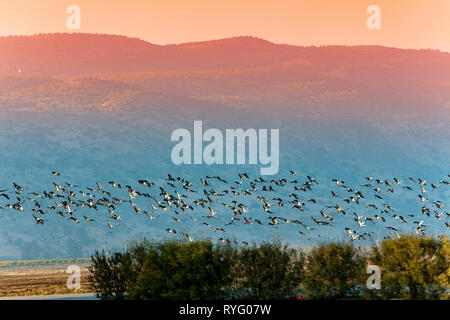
[0,35,448,259]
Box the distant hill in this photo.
[1,33,450,115]
[1,33,450,82]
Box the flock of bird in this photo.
[0,171,448,244]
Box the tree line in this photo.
[88,235,448,300]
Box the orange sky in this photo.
[1,0,449,52]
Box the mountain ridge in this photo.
[3,32,448,51]
[1,33,449,76]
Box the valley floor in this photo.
[0,263,91,297]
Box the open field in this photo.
[0,259,92,297]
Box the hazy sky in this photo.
[1,0,449,52]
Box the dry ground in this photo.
[0,264,92,297]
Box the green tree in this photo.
[232,241,305,299]
[126,239,235,300]
[370,235,449,300]
[87,237,447,300]
[303,242,367,299]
